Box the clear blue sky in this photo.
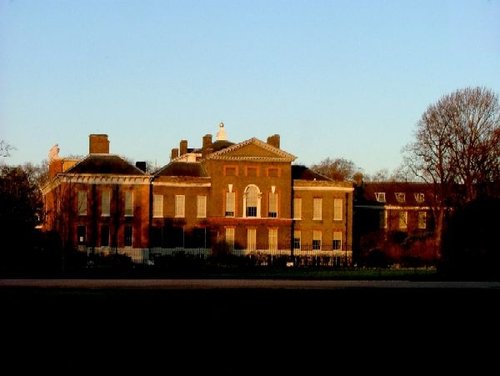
[1,0,499,175]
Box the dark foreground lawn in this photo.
[1,283,499,373]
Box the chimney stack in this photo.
[202,134,213,150]
[202,134,213,157]
[180,140,188,156]
[267,134,280,149]
[171,148,179,160]
[89,134,110,154]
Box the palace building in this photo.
[41,124,354,265]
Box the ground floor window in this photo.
[77,225,86,244]
[124,225,133,247]
[101,225,109,247]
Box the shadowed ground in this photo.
[1,279,499,373]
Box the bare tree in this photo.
[403,86,500,255]
[310,157,360,181]
[0,141,15,159]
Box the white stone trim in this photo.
[355,205,432,210]
[293,186,354,192]
[153,181,211,187]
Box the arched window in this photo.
[244,185,261,218]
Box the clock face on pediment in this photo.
[206,137,296,162]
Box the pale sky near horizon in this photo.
[1,0,499,175]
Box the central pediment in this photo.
[205,137,296,162]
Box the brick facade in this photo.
[42,130,354,265]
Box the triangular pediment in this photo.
[206,138,296,162]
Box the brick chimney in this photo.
[171,148,179,160]
[179,140,188,156]
[267,134,280,149]
[202,134,213,150]
[89,134,109,154]
[202,134,213,157]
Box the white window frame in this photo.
[247,228,256,251]
[225,191,235,217]
[399,211,408,229]
[197,195,207,218]
[268,192,278,218]
[333,198,343,221]
[418,211,427,229]
[225,227,235,250]
[293,230,301,250]
[101,190,110,217]
[380,210,388,229]
[78,191,87,216]
[333,231,342,251]
[415,193,425,203]
[312,230,322,250]
[243,184,261,218]
[395,192,406,203]
[124,191,134,217]
[293,198,302,220]
[268,228,278,252]
[153,194,163,218]
[313,198,322,220]
[175,195,185,218]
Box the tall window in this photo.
[78,191,87,216]
[101,225,109,247]
[225,191,235,217]
[380,210,388,229]
[268,228,278,252]
[399,211,408,229]
[175,195,185,218]
[312,230,322,250]
[125,191,134,216]
[244,185,261,218]
[418,211,427,229]
[101,190,110,217]
[333,231,342,251]
[153,194,163,218]
[333,198,343,221]
[268,192,278,218]
[247,228,256,251]
[225,227,235,250]
[197,195,207,218]
[293,198,302,220]
[293,230,301,250]
[313,198,322,220]
[124,225,133,247]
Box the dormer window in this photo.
[375,192,386,203]
[395,192,405,203]
[414,193,425,203]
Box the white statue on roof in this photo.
[48,144,60,161]
[216,121,228,141]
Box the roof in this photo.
[65,154,146,175]
[292,165,332,181]
[356,182,434,206]
[206,137,296,162]
[210,140,235,152]
[154,161,208,177]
